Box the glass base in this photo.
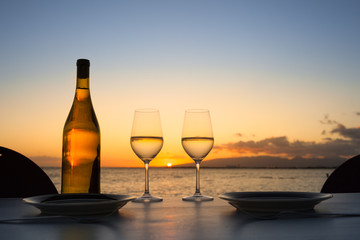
[182,193,213,202]
[132,193,163,203]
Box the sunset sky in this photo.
[1,0,360,168]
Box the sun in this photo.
[167,163,172,167]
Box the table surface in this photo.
[1,193,360,240]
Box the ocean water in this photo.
[43,167,333,198]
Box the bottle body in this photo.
[61,59,100,193]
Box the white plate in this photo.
[23,193,135,216]
[219,192,333,213]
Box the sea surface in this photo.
[43,167,334,198]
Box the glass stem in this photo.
[144,162,150,194]
[195,161,201,194]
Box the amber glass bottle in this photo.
[61,59,100,193]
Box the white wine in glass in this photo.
[130,109,163,202]
[182,109,214,201]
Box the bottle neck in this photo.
[76,66,90,101]
[76,78,89,89]
[76,65,90,89]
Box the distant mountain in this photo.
[31,156,61,167]
[174,156,347,168]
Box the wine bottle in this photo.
[61,59,100,193]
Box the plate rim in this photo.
[23,193,136,206]
[219,191,333,203]
[23,193,136,216]
[219,191,333,212]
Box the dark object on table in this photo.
[0,146,58,197]
[321,155,360,193]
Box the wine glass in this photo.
[181,109,214,201]
[130,109,163,202]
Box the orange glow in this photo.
[167,163,172,167]
[65,129,99,167]
[75,88,89,101]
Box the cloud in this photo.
[320,114,360,140]
[330,124,360,140]
[320,114,338,125]
[215,122,360,160]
